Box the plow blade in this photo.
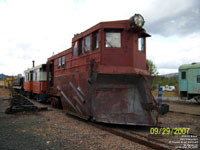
[89,74,157,126]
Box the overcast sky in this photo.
[0,0,200,75]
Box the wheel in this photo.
[50,97,59,108]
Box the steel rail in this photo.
[91,123,173,150]
[169,110,200,116]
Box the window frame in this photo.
[197,75,200,83]
[138,37,145,52]
[26,73,29,81]
[58,57,61,68]
[85,35,90,52]
[105,30,122,48]
[35,72,37,81]
[78,38,83,56]
[62,56,65,67]
[73,41,78,56]
[92,31,99,51]
[30,71,33,81]
[181,71,186,80]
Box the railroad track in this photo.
[16,95,198,150]
[169,110,200,116]
[93,124,200,150]
[90,123,174,150]
[20,95,174,150]
[5,94,48,114]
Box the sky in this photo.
[0,0,200,75]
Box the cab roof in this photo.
[179,62,200,70]
[24,64,46,72]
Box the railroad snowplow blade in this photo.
[90,74,158,126]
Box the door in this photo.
[49,60,54,87]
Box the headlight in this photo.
[129,14,145,28]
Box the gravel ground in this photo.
[163,100,200,115]
[160,100,200,136]
[1,87,199,150]
[0,88,149,150]
[156,100,200,149]
[0,99,81,150]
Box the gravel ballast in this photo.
[0,88,149,150]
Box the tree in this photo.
[146,59,158,76]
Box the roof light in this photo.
[129,14,145,28]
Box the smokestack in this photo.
[32,60,35,68]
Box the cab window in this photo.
[78,38,83,55]
[58,57,61,68]
[35,72,37,81]
[30,71,33,81]
[62,56,65,67]
[26,73,29,81]
[92,31,98,50]
[138,37,144,51]
[73,41,77,56]
[105,30,121,48]
[197,75,200,83]
[181,72,186,79]
[85,35,90,52]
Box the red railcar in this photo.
[21,15,169,126]
[45,14,164,126]
[24,63,48,102]
[24,68,33,95]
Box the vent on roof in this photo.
[32,60,35,67]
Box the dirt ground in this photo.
[0,88,150,150]
[0,87,11,97]
[163,100,200,115]
[152,90,178,97]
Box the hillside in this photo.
[0,74,7,80]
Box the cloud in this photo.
[0,0,200,75]
[147,32,200,75]
[158,68,178,75]
[146,0,200,36]
[0,61,7,67]
[0,0,7,3]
